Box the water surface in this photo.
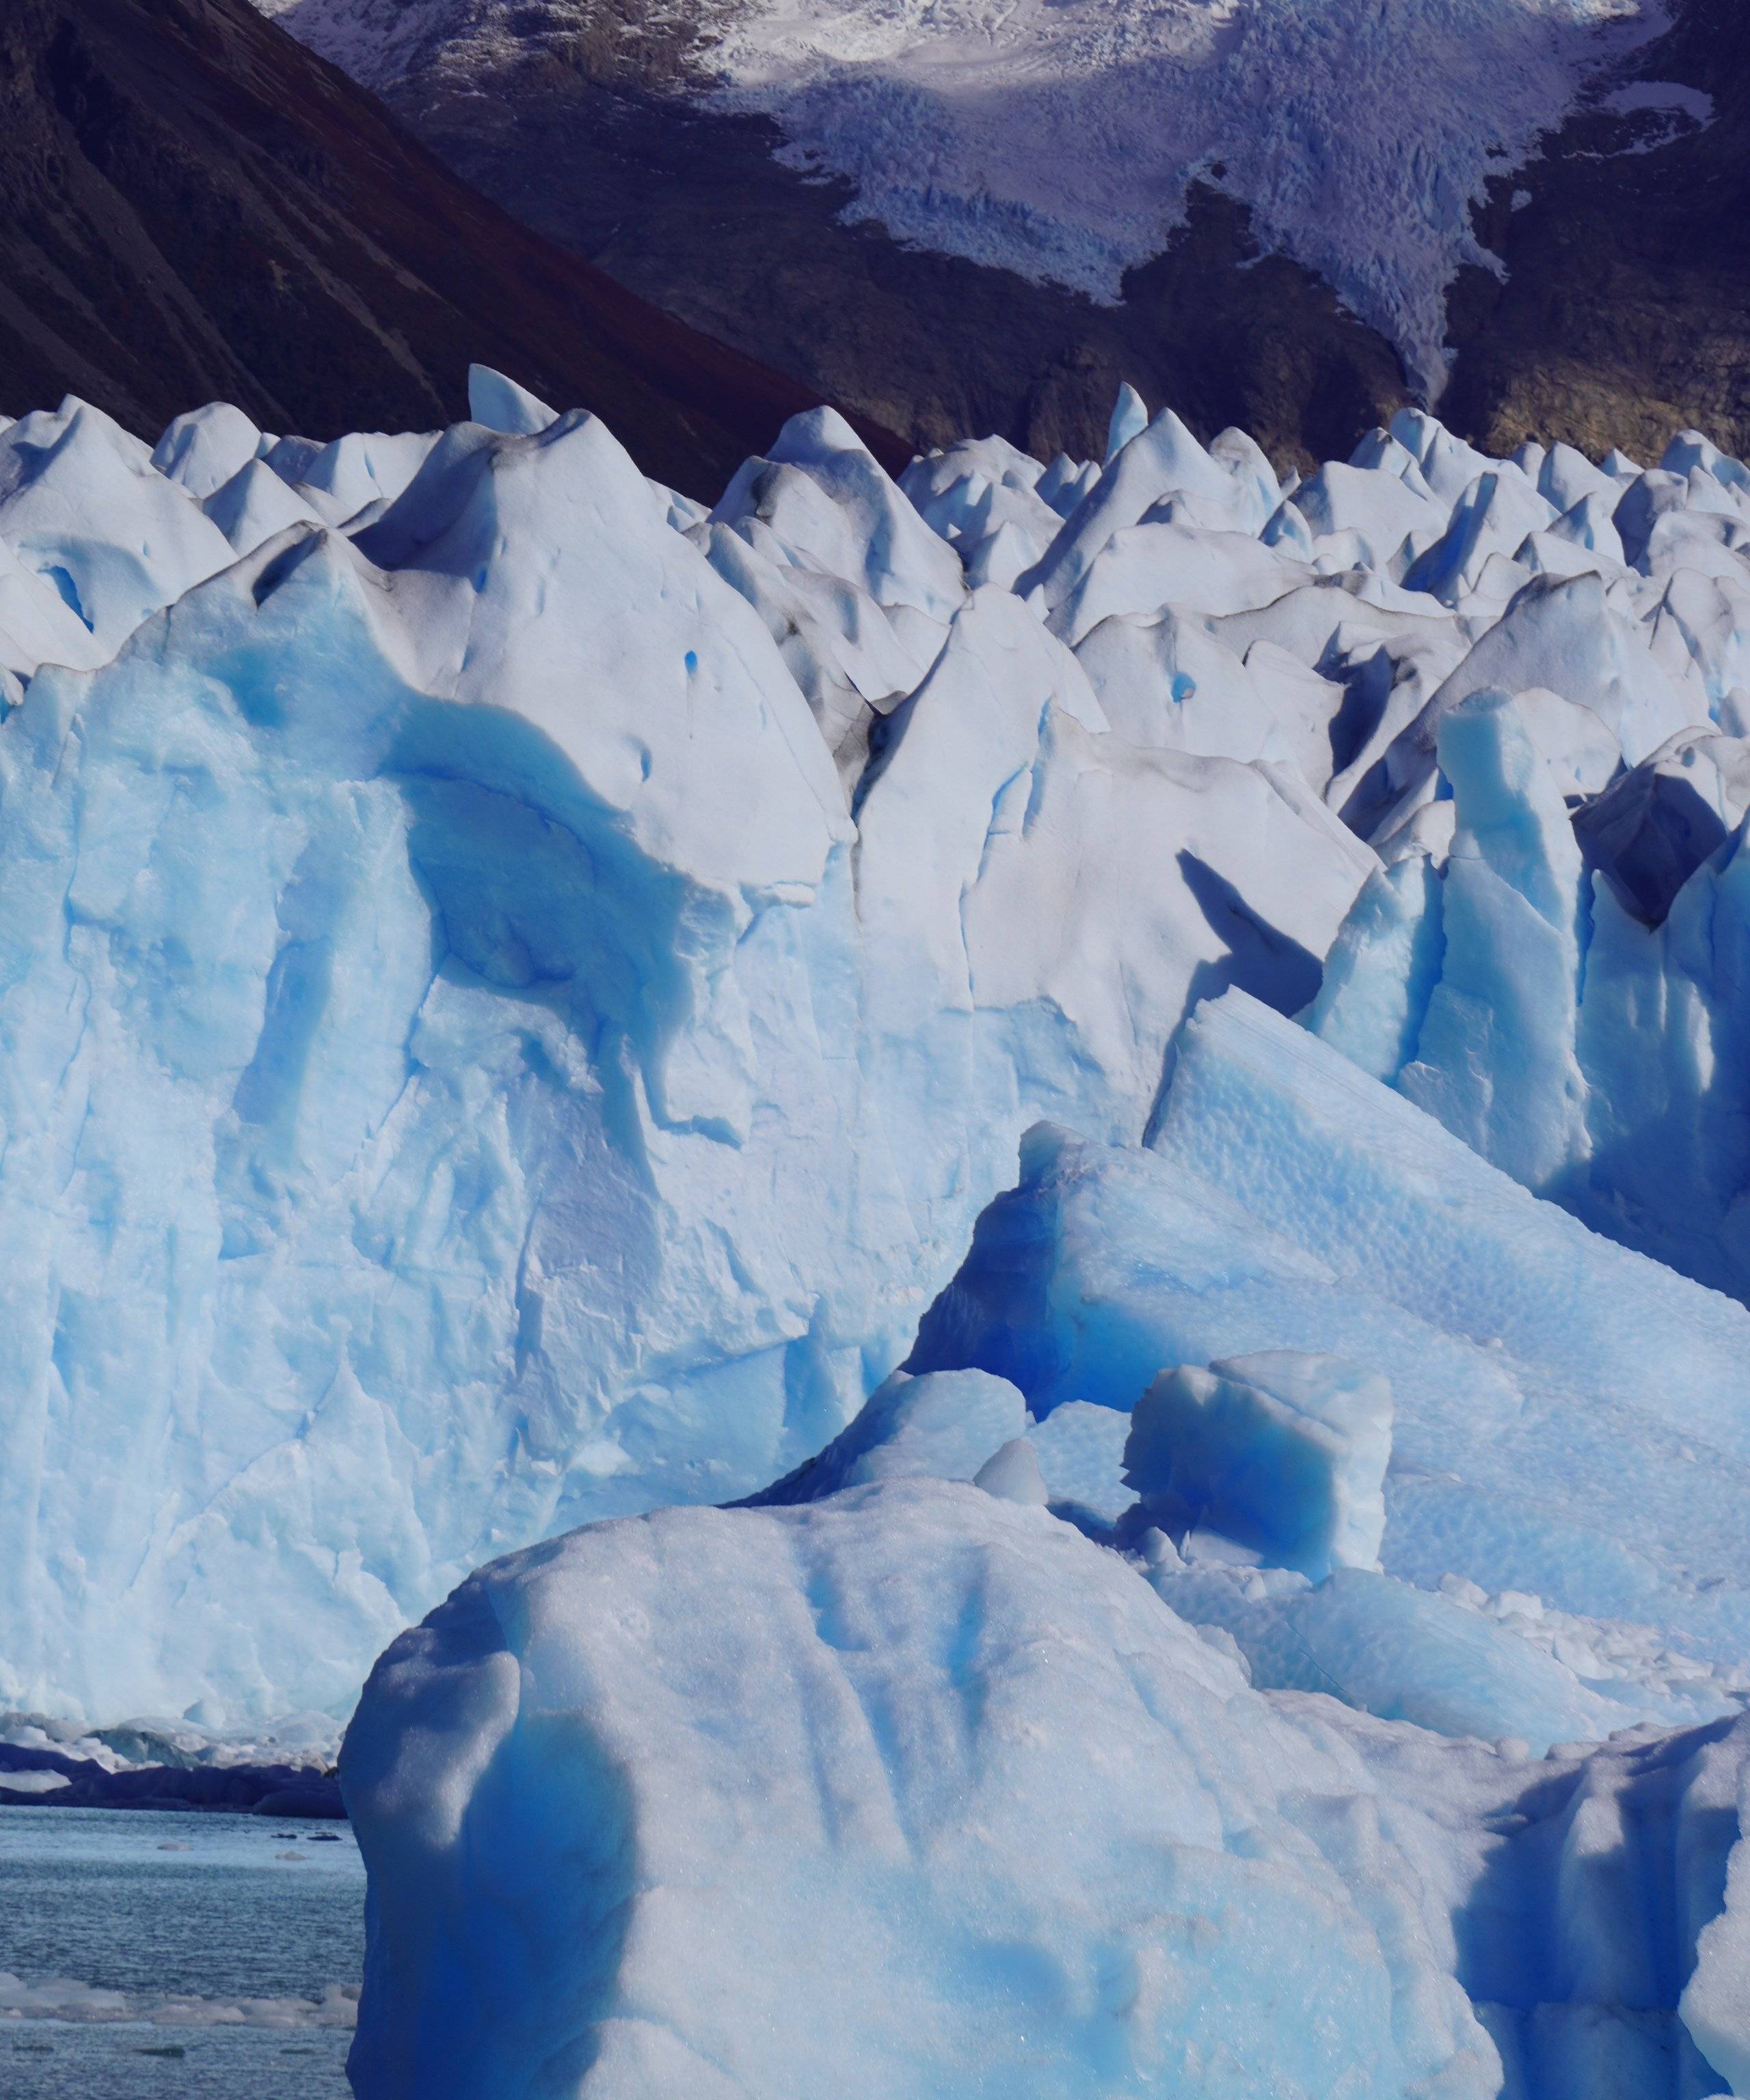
[0,1804,364,2099]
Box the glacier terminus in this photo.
[2,361,1750,2095]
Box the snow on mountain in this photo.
[263,0,1667,397]
[712,0,1670,394]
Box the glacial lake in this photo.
[0,1804,364,2098]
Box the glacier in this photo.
[0,376,1384,1724]
[266,0,1670,397]
[8,358,1750,2092]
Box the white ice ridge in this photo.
[264,0,1663,395]
[3,368,1750,1728]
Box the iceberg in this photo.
[342,1475,1750,2099]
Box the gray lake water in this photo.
[0,1804,364,2099]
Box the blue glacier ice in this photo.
[1123,1351,1392,1580]
[342,1478,1750,2099]
[913,988,1750,1714]
[5,366,1750,2095]
[0,386,1382,1724]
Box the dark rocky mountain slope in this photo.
[0,0,903,496]
[1442,0,1750,464]
[293,27,1414,472]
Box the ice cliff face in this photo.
[2,364,1750,1750]
[0,378,1374,1723]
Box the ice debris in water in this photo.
[0,1974,358,2028]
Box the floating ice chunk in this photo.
[1125,1350,1390,1578]
[342,1479,1500,2100]
[465,363,557,436]
[0,1971,358,2027]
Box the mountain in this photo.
[257,0,1740,468]
[0,0,904,495]
[1443,0,1750,463]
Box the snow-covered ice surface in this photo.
[262,0,1663,396]
[0,1805,362,2099]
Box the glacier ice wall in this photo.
[1297,421,1750,1294]
[0,385,1373,1721]
[5,368,1750,1727]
